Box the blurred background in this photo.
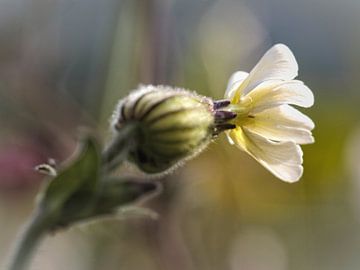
[1,0,360,269]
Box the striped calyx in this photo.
[112,85,218,174]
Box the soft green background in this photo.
[1,0,360,269]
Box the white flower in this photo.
[225,44,315,182]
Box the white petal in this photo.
[225,130,235,145]
[247,80,314,113]
[239,44,298,96]
[228,127,304,182]
[274,104,315,130]
[225,71,249,99]
[244,105,315,144]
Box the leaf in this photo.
[38,136,100,219]
[74,206,159,228]
[115,206,159,220]
[96,179,161,213]
[52,178,161,226]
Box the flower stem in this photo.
[8,211,50,270]
[101,123,137,173]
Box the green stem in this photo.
[8,211,50,270]
[101,123,137,173]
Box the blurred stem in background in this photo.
[139,0,172,84]
[89,1,176,269]
[99,0,139,129]
[95,1,199,270]
[99,0,173,129]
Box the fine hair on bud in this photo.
[111,85,216,174]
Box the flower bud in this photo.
[112,85,216,173]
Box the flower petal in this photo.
[247,80,314,113]
[244,105,315,144]
[225,71,249,99]
[237,44,298,98]
[225,130,236,145]
[227,126,304,182]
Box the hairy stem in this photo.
[101,123,137,173]
[8,124,138,270]
[8,211,50,270]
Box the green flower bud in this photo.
[112,85,216,174]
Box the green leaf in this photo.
[38,136,100,219]
[96,179,160,213]
[73,206,159,228]
[115,206,159,220]
[54,178,161,226]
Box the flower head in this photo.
[224,44,315,182]
[112,85,235,174]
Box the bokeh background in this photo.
[1,0,360,269]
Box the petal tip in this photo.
[277,164,304,183]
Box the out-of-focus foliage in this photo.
[1,0,360,270]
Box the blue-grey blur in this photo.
[0,0,359,269]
